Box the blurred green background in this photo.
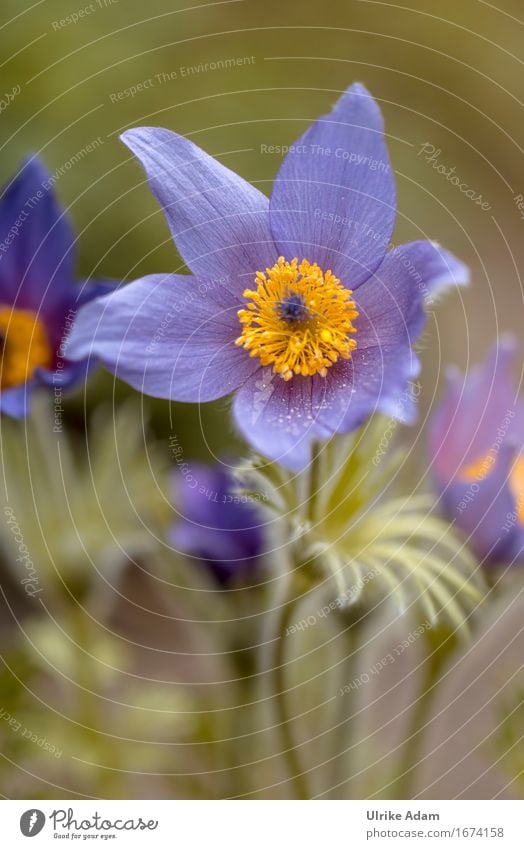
[0,0,523,801]
[2,0,523,457]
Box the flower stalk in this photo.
[391,626,458,799]
[272,591,311,800]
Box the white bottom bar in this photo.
[1,799,522,848]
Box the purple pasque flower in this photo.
[170,464,265,586]
[0,156,113,418]
[429,337,524,565]
[66,83,468,468]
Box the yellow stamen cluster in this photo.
[235,257,358,381]
[461,452,524,525]
[0,307,52,390]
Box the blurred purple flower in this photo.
[170,464,265,586]
[430,338,524,565]
[0,157,113,417]
[66,83,467,467]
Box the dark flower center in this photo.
[276,292,310,323]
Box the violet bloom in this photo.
[66,84,467,467]
[170,465,264,585]
[0,157,112,417]
[430,338,523,565]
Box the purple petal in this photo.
[233,356,417,471]
[355,244,428,350]
[170,463,265,585]
[0,382,34,418]
[38,278,117,357]
[70,278,117,309]
[341,238,461,424]
[332,243,430,426]
[269,84,396,288]
[65,273,258,401]
[406,241,470,301]
[35,359,91,391]
[340,345,421,428]
[233,245,429,468]
[120,128,278,292]
[233,366,341,469]
[430,337,519,481]
[0,282,110,416]
[441,443,520,563]
[508,527,524,564]
[0,157,75,317]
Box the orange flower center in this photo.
[0,307,52,390]
[235,257,358,381]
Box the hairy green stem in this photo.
[392,628,456,799]
[273,594,311,800]
[332,609,364,797]
[306,441,322,524]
